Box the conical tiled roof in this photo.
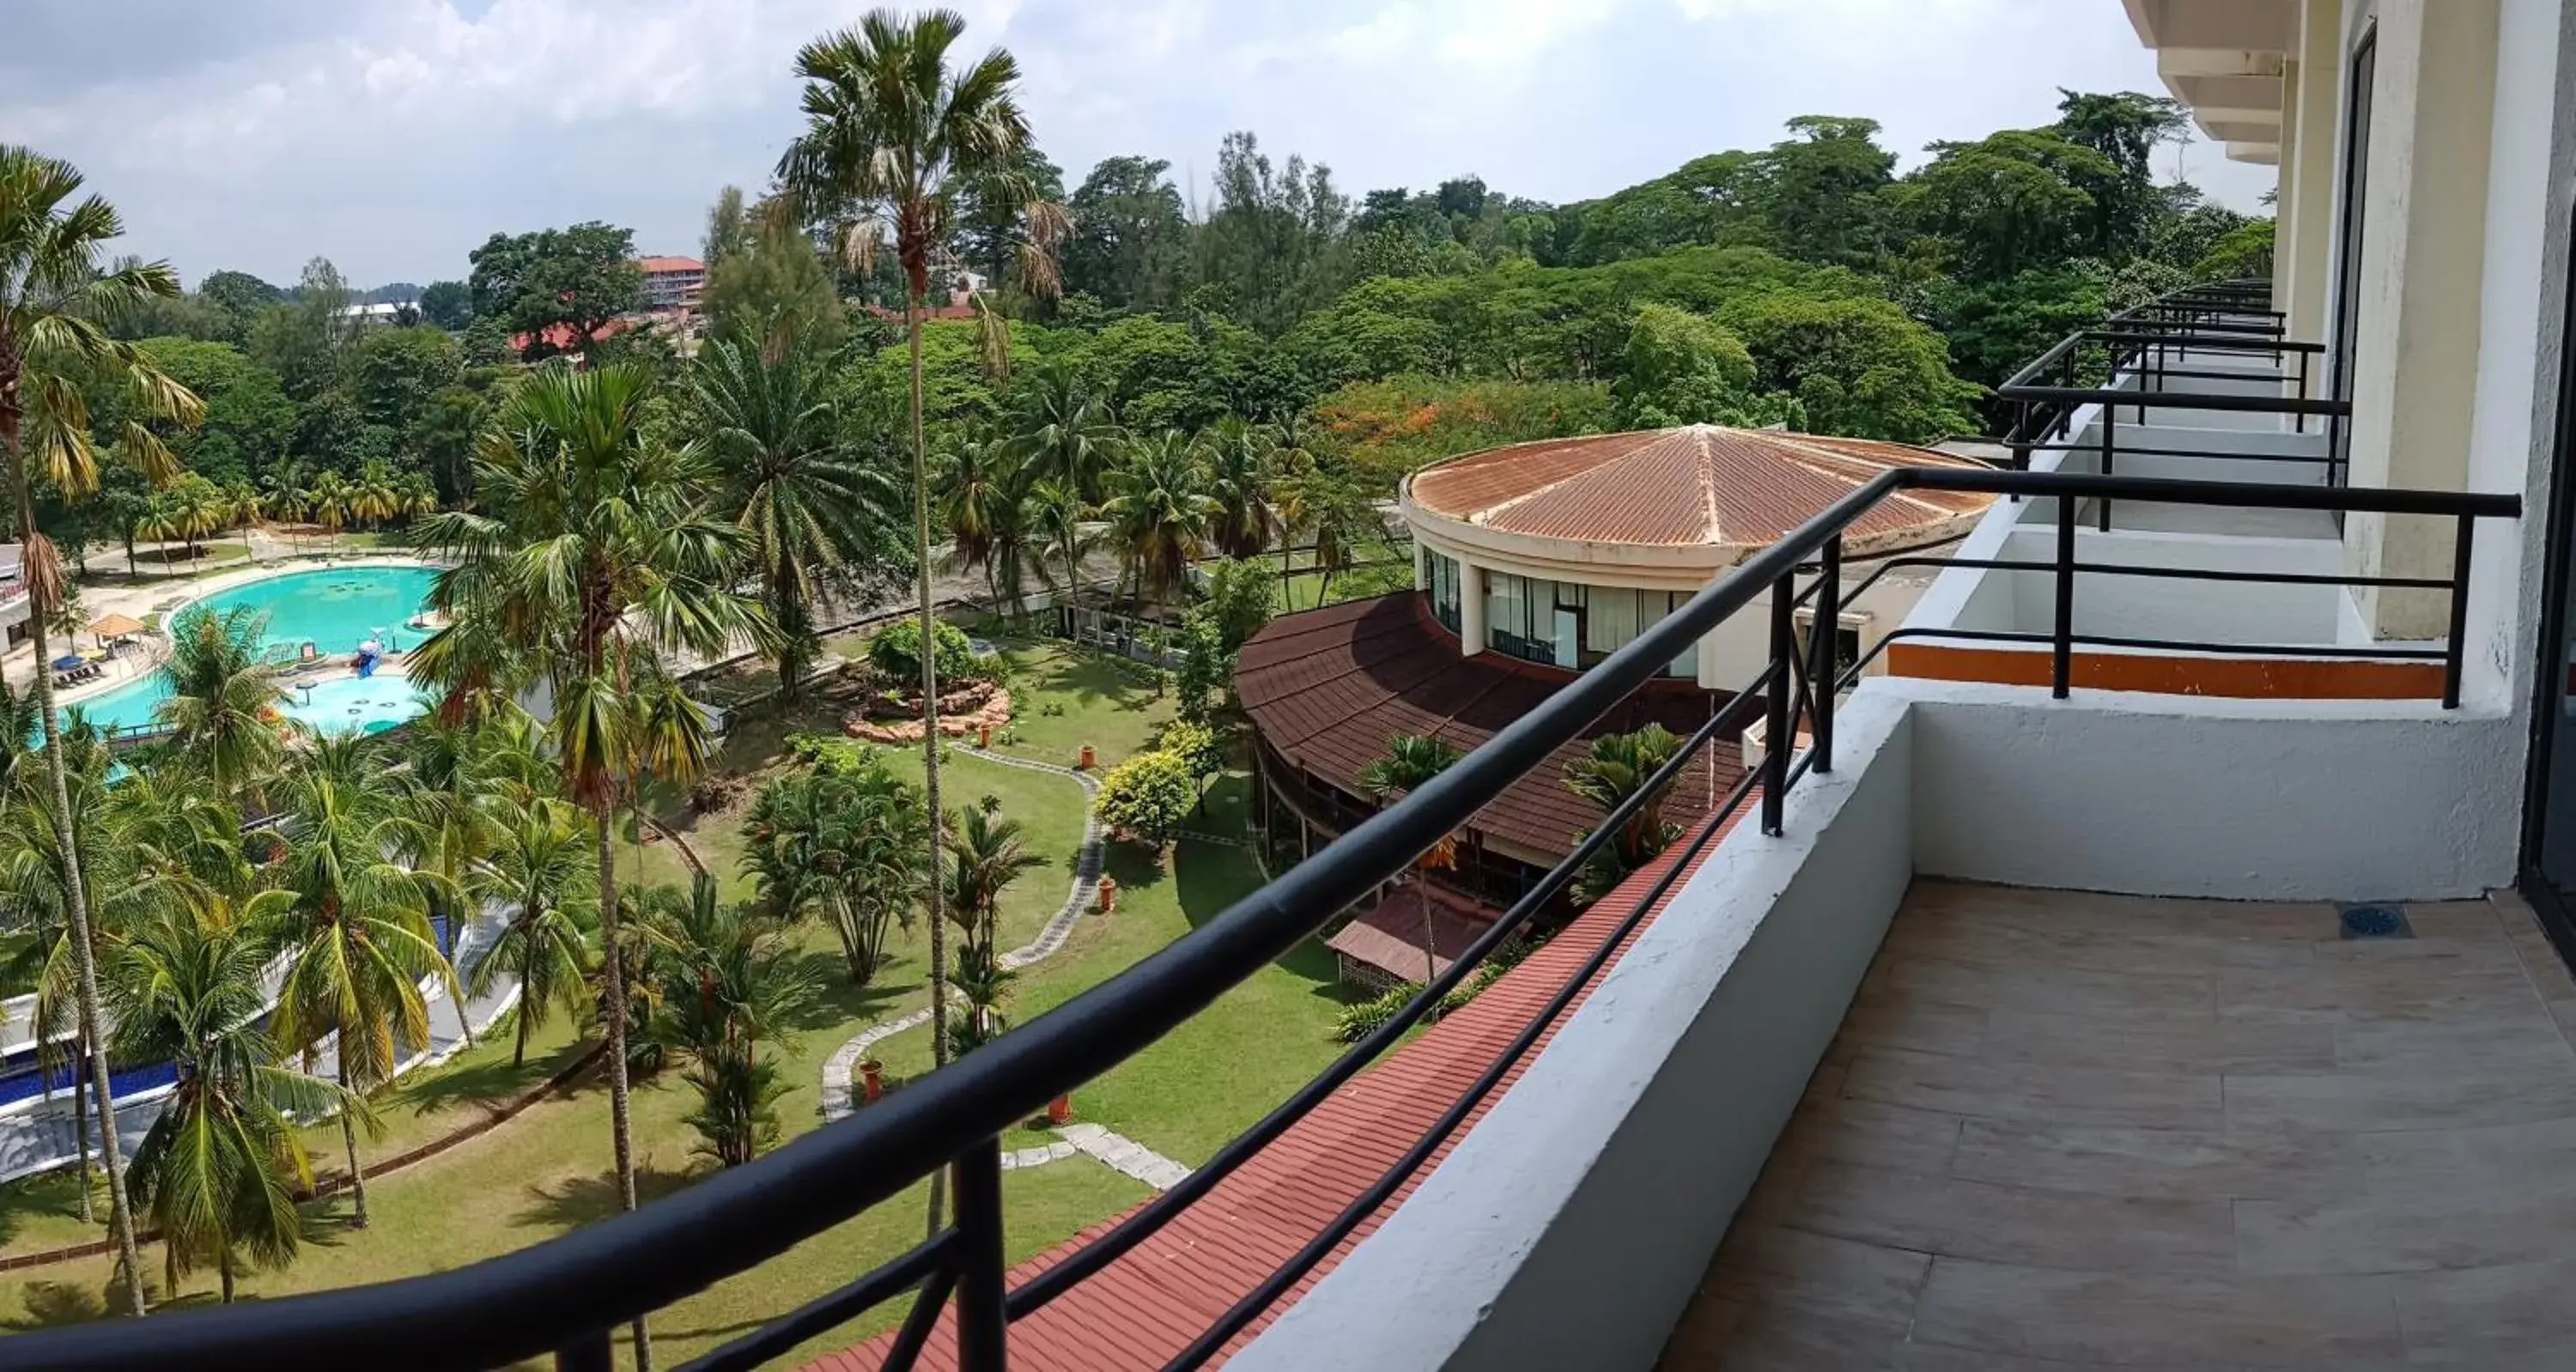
[1406,425,1996,557]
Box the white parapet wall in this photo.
[1227,690,1917,1372]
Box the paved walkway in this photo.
[999,1124,1192,1192]
[0,901,522,1183]
[818,747,1105,1123]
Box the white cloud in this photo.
[3,0,2275,286]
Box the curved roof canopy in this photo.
[1405,425,1996,560]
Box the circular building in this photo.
[1403,424,1996,688]
[1236,425,1994,989]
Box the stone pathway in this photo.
[818,746,1105,1123]
[997,1124,1192,1192]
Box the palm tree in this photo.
[347,458,400,531]
[1100,430,1217,606]
[109,909,356,1303]
[941,805,1043,1053]
[696,334,897,703]
[254,734,456,1231]
[1012,362,1121,585]
[1359,734,1464,987]
[779,9,1064,1162]
[936,426,1007,592]
[0,145,202,1309]
[261,459,312,554]
[1299,470,1386,609]
[741,756,927,986]
[413,363,757,1365]
[1205,416,1281,561]
[1563,725,1686,905]
[1027,477,1091,603]
[307,469,352,547]
[636,875,813,1167]
[468,794,598,1067]
[155,604,289,794]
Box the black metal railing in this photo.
[2000,281,2351,531]
[13,458,2517,1372]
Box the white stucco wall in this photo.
[1228,692,1917,1372]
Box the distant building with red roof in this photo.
[637,255,705,311]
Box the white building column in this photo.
[2271,58,2300,316]
[2341,0,2500,639]
[1413,541,1429,592]
[1459,562,1488,656]
[2283,0,2344,346]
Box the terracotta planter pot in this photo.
[1078,744,1097,770]
[1097,875,1118,914]
[859,1059,885,1103]
[1047,1094,1074,1126]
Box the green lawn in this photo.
[0,637,1348,1360]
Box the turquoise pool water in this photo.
[66,564,440,737]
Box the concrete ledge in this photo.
[1228,692,1917,1372]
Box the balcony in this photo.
[1661,880,2576,1369]
[9,284,2539,1372]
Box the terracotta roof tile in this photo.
[813,804,1746,1372]
[1408,425,1996,557]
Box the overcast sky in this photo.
[2,0,2279,290]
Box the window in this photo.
[1428,551,1462,633]
[1795,609,1870,683]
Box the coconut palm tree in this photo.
[779,9,1064,1150]
[1563,725,1686,905]
[109,908,357,1303]
[468,794,597,1067]
[155,604,289,796]
[0,145,203,1309]
[413,363,758,1365]
[349,458,401,531]
[941,805,1043,1053]
[1359,733,1465,987]
[696,334,899,703]
[1012,362,1121,584]
[1299,470,1386,609]
[254,734,456,1231]
[1100,430,1217,607]
[1027,477,1091,602]
[306,469,352,547]
[1205,416,1281,561]
[261,459,312,554]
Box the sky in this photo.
[1,0,2281,290]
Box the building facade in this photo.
[637,255,705,311]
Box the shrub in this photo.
[1156,719,1223,779]
[867,619,986,686]
[1091,750,1198,851]
[1334,983,1420,1042]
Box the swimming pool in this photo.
[67,563,440,736]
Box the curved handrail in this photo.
[7,464,2522,1372]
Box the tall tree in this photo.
[154,604,289,800]
[416,279,473,331]
[701,197,849,355]
[955,145,1066,294]
[1011,361,1121,586]
[413,361,756,1370]
[0,144,199,1312]
[466,222,643,361]
[468,794,598,1067]
[1754,116,1897,267]
[1061,155,1193,309]
[695,334,902,701]
[1198,131,1352,335]
[254,733,456,1233]
[780,10,1063,1199]
[1099,430,1215,605]
[1203,416,1279,560]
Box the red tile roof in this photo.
[1324,895,1497,984]
[1406,425,1996,556]
[508,318,629,354]
[1234,594,1744,861]
[637,256,704,274]
[808,805,1747,1372]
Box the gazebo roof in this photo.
[1405,425,1996,557]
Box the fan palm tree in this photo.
[413,363,758,1364]
[941,805,1043,1053]
[779,9,1065,1149]
[1205,416,1281,561]
[253,734,457,1231]
[1100,430,1217,607]
[468,794,598,1067]
[109,908,357,1303]
[0,145,203,1309]
[1563,725,1686,905]
[1359,734,1465,987]
[696,334,899,703]
[155,604,289,796]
